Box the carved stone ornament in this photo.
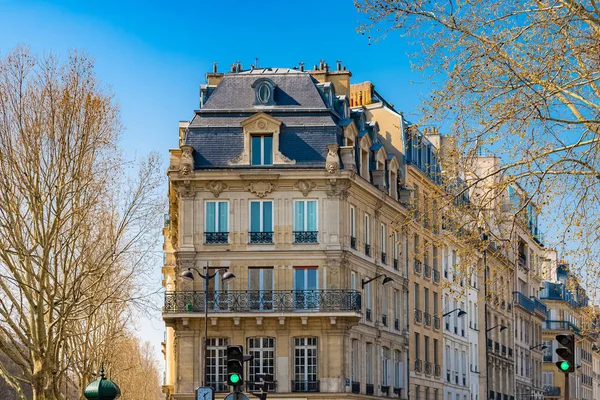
[179,145,194,176]
[206,180,228,198]
[374,199,384,218]
[294,179,316,197]
[178,182,195,199]
[325,144,340,174]
[245,180,277,198]
[326,180,351,199]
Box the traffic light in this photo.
[227,345,244,387]
[555,334,575,373]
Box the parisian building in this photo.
[161,62,411,400]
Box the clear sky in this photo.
[0,0,426,369]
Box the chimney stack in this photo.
[299,62,304,72]
[319,60,325,70]
[337,60,342,71]
[231,63,236,73]
[213,62,218,73]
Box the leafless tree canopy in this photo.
[356,0,600,294]
[0,47,163,399]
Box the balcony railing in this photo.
[543,320,581,334]
[513,291,535,313]
[433,316,440,330]
[292,380,320,392]
[382,252,387,264]
[365,244,371,256]
[532,297,547,314]
[414,308,422,324]
[164,290,362,313]
[414,258,422,274]
[204,232,229,244]
[415,359,422,373]
[543,386,560,396]
[424,361,432,375]
[350,236,356,249]
[424,312,431,327]
[424,264,431,279]
[366,383,374,395]
[351,381,360,394]
[249,231,274,244]
[433,268,440,283]
[293,231,318,244]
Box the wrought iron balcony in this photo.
[164,290,362,314]
[351,381,360,394]
[433,268,440,283]
[532,297,547,315]
[424,361,432,375]
[292,380,320,392]
[350,236,356,249]
[414,359,422,373]
[393,387,403,397]
[513,291,535,313]
[433,316,440,330]
[381,252,387,264]
[393,258,398,270]
[204,232,229,244]
[293,231,318,244]
[366,383,374,395]
[414,258,422,274]
[414,308,422,324]
[249,231,273,244]
[543,386,560,396]
[543,320,581,334]
[365,243,371,256]
[424,264,431,279]
[424,312,431,327]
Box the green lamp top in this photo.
[83,364,121,400]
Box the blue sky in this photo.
[0,0,426,368]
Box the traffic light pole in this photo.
[564,372,568,400]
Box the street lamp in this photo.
[180,263,235,387]
[486,324,508,333]
[442,308,467,318]
[361,274,394,288]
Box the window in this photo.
[415,333,420,360]
[393,290,399,328]
[381,223,387,262]
[424,288,430,314]
[205,201,229,243]
[364,213,371,255]
[251,135,273,166]
[433,292,438,317]
[424,336,430,363]
[207,338,228,392]
[249,200,273,243]
[433,339,438,366]
[248,338,275,390]
[248,268,274,310]
[293,338,318,391]
[294,200,318,243]
[350,206,356,248]
[365,280,372,321]
[381,285,388,326]
[366,343,374,384]
[351,339,359,382]
[351,271,357,291]
[394,350,403,388]
[294,267,318,310]
[414,283,420,310]
[393,232,398,267]
[382,347,391,386]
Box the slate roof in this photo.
[201,69,328,111]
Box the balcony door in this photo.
[294,267,318,310]
[248,268,273,311]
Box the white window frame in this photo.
[249,200,274,233]
[381,223,386,255]
[365,214,370,245]
[204,200,229,232]
[351,339,359,382]
[251,134,273,166]
[248,337,275,386]
[206,338,228,390]
[294,337,318,383]
[293,199,318,232]
[366,343,374,384]
[382,347,391,386]
[350,206,356,238]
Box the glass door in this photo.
[294,267,318,310]
[248,268,274,311]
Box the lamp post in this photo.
[361,274,394,288]
[486,324,508,333]
[529,343,548,351]
[181,263,235,388]
[442,308,467,318]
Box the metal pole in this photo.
[204,264,209,387]
[564,372,569,400]
[483,237,490,399]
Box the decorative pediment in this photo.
[241,112,282,132]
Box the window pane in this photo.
[218,202,228,232]
[294,201,305,231]
[307,269,317,290]
[250,202,261,232]
[206,202,216,232]
[251,136,262,166]
[263,201,272,231]
[294,269,305,291]
[249,269,260,291]
[263,136,273,165]
[307,201,317,231]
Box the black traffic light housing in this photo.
[227,345,244,387]
[555,334,575,373]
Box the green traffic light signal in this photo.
[559,361,570,371]
[229,373,240,384]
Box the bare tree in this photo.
[356,0,600,292]
[0,46,163,400]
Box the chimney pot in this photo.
[337,60,342,71]
[213,62,218,73]
[299,62,304,72]
[231,63,236,73]
[319,60,325,70]
[325,63,329,72]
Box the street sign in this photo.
[196,387,214,400]
[224,393,250,400]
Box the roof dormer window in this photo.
[252,78,276,106]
